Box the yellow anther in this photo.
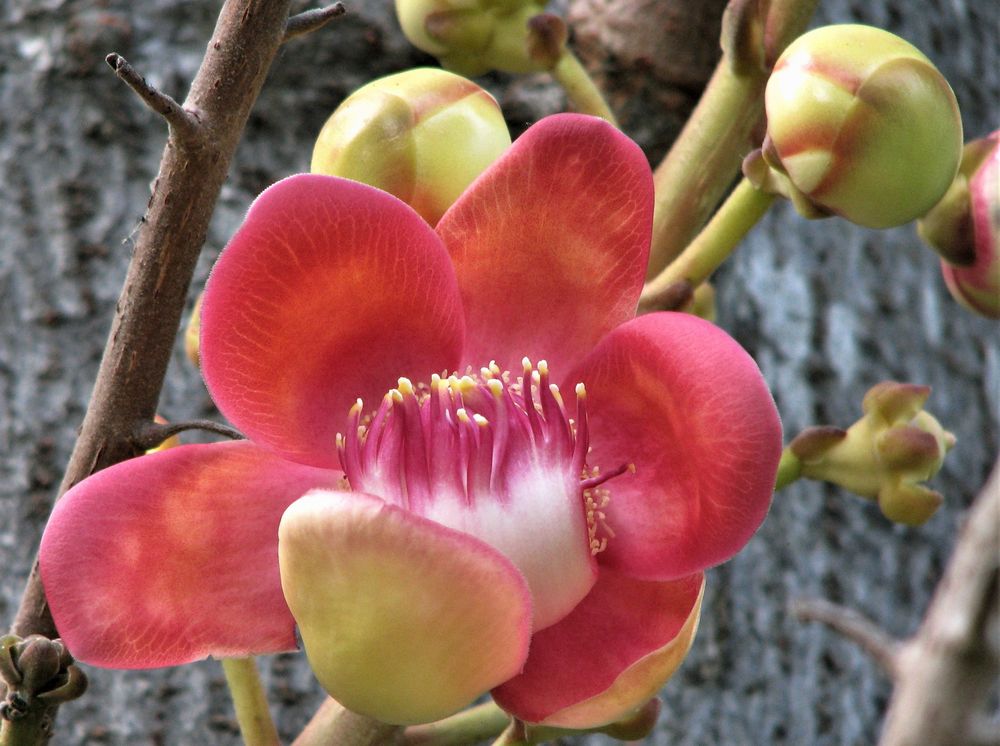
[487,379,504,398]
[521,356,533,373]
[349,398,364,416]
[456,408,471,423]
[397,377,415,396]
[473,414,489,427]
[390,389,404,404]
[481,366,494,379]
[459,375,476,391]
[489,360,501,377]
[538,360,548,376]
[549,384,564,407]
[575,382,586,399]
[335,433,344,449]
[627,463,636,474]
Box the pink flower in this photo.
[39,115,781,728]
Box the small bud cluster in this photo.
[786,382,955,525]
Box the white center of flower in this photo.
[336,358,627,631]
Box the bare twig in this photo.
[132,420,245,451]
[790,598,901,678]
[2,1,307,742]
[105,53,203,143]
[879,463,1000,746]
[283,3,346,43]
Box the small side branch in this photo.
[132,420,245,451]
[105,53,202,142]
[790,599,901,678]
[283,3,346,44]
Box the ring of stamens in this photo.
[336,358,628,556]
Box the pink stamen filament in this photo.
[336,360,629,553]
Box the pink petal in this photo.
[201,174,465,469]
[437,114,653,374]
[39,441,339,668]
[567,312,782,579]
[278,490,532,725]
[493,570,704,727]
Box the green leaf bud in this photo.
[311,68,511,226]
[763,24,963,228]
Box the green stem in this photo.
[221,657,280,746]
[774,448,803,492]
[551,49,619,126]
[646,0,819,278]
[402,702,510,745]
[640,178,775,310]
[0,706,52,746]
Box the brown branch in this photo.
[790,599,901,678]
[2,0,306,742]
[283,3,346,44]
[879,463,1000,746]
[104,53,203,143]
[131,420,245,451]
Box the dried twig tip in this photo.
[283,3,347,44]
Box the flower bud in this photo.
[787,382,956,525]
[919,131,999,318]
[761,24,962,228]
[395,0,549,76]
[311,68,511,226]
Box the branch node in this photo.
[132,419,245,451]
[105,53,203,143]
[282,3,347,44]
[790,598,902,678]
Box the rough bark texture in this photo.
[0,0,996,744]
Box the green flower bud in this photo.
[762,24,962,228]
[311,68,511,226]
[395,0,548,76]
[919,130,999,318]
[787,382,956,525]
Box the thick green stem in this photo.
[0,708,51,746]
[774,448,803,491]
[402,702,510,745]
[640,178,775,311]
[646,0,819,278]
[551,49,619,126]
[221,657,280,746]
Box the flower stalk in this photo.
[646,0,819,277]
[640,178,775,312]
[221,657,280,746]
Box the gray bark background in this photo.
[0,0,996,744]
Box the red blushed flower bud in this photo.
[762,24,962,228]
[925,130,1000,319]
[311,68,510,226]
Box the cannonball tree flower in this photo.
[39,114,782,728]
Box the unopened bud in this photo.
[788,381,955,525]
[312,68,511,226]
[395,0,549,76]
[919,130,999,318]
[760,24,962,228]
